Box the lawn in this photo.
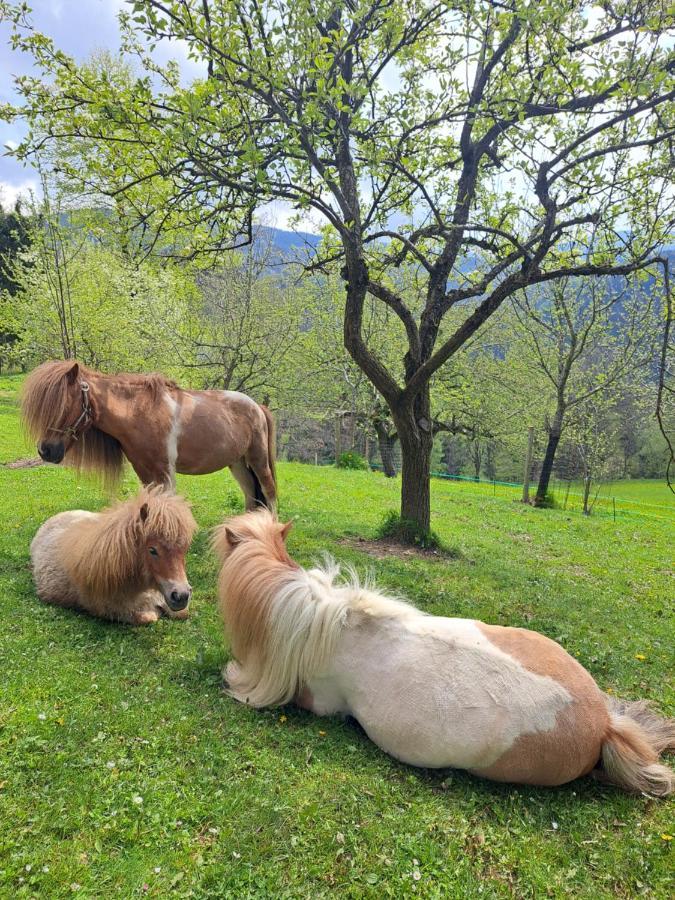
[0,375,673,898]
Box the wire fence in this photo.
[369,465,674,523]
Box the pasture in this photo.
[0,376,673,898]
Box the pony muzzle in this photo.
[38,440,65,464]
[163,584,192,611]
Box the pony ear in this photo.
[279,520,293,542]
[224,526,242,546]
[139,502,149,523]
[66,361,80,384]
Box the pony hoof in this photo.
[134,610,160,625]
[222,661,241,689]
[166,606,190,620]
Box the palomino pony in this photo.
[213,511,674,796]
[21,360,277,510]
[31,485,197,625]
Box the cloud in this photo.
[0,178,38,211]
[257,200,321,234]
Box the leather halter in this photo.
[48,380,93,441]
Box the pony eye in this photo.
[149,547,159,557]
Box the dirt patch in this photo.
[341,536,459,562]
[4,457,45,469]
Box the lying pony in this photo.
[213,510,673,796]
[31,486,196,625]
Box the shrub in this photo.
[375,511,443,551]
[336,451,369,470]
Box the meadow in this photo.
[0,375,673,898]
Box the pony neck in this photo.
[220,546,350,708]
[86,372,152,434]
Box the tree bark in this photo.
[582,475,592,515]
[374,422,398,477]
[394,384,434,531]
[535,405,564,505]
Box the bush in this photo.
[375,510,443,551]
[336,451,369,470]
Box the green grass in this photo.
[422,469,674,522]
[0,374,673,898]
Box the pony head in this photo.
[211,509,293,564]
[135,487,197,611]
[21,360,124,488]
[66,485,197,610]
[22,360,91,463]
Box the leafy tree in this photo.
[0,197,31,294]
[3,0,674,535]
[2,196,199,376]
[154,229,305,400]
[0,197,32,370]
[512,274,659,505]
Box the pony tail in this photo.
[604,696,675,755]
[600,713,674,797]
[260,404,277,489]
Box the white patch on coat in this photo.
[316,613,573,769]
[164,393,181,485]
[221,389,257,408]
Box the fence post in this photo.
[522,426,535,504]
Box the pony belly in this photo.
[330,622,584,773]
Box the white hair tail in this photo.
[599,698,675,797]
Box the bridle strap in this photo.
[48,380,93,441]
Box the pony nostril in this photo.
[171,590,180,603]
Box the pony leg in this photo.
[247,461,277,514]
[125,590,166,625]
[229,460,258,511]
[244,448,277,513]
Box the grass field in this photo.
[0,375,673,898]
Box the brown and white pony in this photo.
[31,485,197,625]
[213,511,674,796]
[21,360,277,511]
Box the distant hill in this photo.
[259,225,321,256]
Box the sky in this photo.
[0,0,307,229]
[2,1,121,207]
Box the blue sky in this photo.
[0,0,207,210]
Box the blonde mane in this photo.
[64,486,197,599]
[213,510,414,707]
[21,360,178,489]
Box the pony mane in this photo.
[64,485,197,598]
[213,510,414,707]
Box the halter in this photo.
[48,380,93,441]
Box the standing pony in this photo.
[31,486,197,625]
[21,360,277,511]
[213,510,674,796]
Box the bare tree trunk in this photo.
[535,404,565,506]
[582,475,592,515]
[394,385,433,531]
[374,421,398,477]
[471,440,482,481]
